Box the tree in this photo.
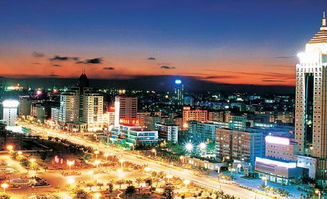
[125,185,136,197]
[163,184,174,199]
[0,195,10,199]
[108,183,114,193]
[73,190,90,199]
[116,180,125,188]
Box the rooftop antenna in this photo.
[323,11,326,27]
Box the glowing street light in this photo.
[6,145,14,152]
[119,159,125,167]
[67,177,75,187]
[117,168,125,178]
[185,143,193,152]
[93,192,101,199]
[315,189,321,199]
[94,150,100,160]
[67,160,75,170]
[17,151,23,155]
[261,176,267,187]
[166,174,173,183]
[94,160,101,168]
[151,148,157,157]
[104,153,109,161]
[144,167,151,172]
[183,123,189,129]
[198,142,207,150]
[1,183,9,193]
[183,179,190,186]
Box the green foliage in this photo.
[125,185,136,195]
[73,190,90,199]
[0,195,10,199]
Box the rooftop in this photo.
[308,12,327,44]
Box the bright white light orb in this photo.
[185,143,193,152]
[199,142,207,150]
[175,79,182,85]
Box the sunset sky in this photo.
[0,0,326,86]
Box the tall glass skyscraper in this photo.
[296,12,327,182]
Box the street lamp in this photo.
[67,160,75,170]
[199,142,206,150]
[1,183,9,193]
[166,174,173,183]
[6,145,14,152]
[117,168,125,178]
[261,176,267,187]
[93,192,101,199]
[104,153,109,161]
[183,179,190,186]
[119,159,125,167]
[94,160,101,168]
[151,148,157,157]
[315,189,321,199]
[67,177,75,189]
[94,150,100,160]
[185,143,193,153]
[29,158,37,176]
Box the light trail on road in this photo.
[20,122,272,199]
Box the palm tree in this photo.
[73,190,90,199]
[0,195,10,199]
[116,180,125,189]
[86,183,93,191]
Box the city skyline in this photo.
[0,0,326,86]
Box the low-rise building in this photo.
[155,123,178,143]
[255,135,302,185]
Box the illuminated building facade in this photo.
[182,107,208,128]
[2,100,19,126]
[295,13,327,182]
[174,79,184,105]
[114,96,138,127]
[59,90,79,123]
[18,96,32,116]
[155,123,179,143]
[215,128,265,166]
[265,135,298,161]
[83,92,104,131]
[255,135,301,185]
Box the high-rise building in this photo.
[295,13,327,181]
[174,79,184,105]
[31,102,46,122]
[18,96,32,116]
[51,107,60,122]
[104,105,115,128]
[83,92,104,131]
[59,89,79,123]
[2,100,19,126]
[114,96,138,127]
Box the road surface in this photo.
[19,122,273,199]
